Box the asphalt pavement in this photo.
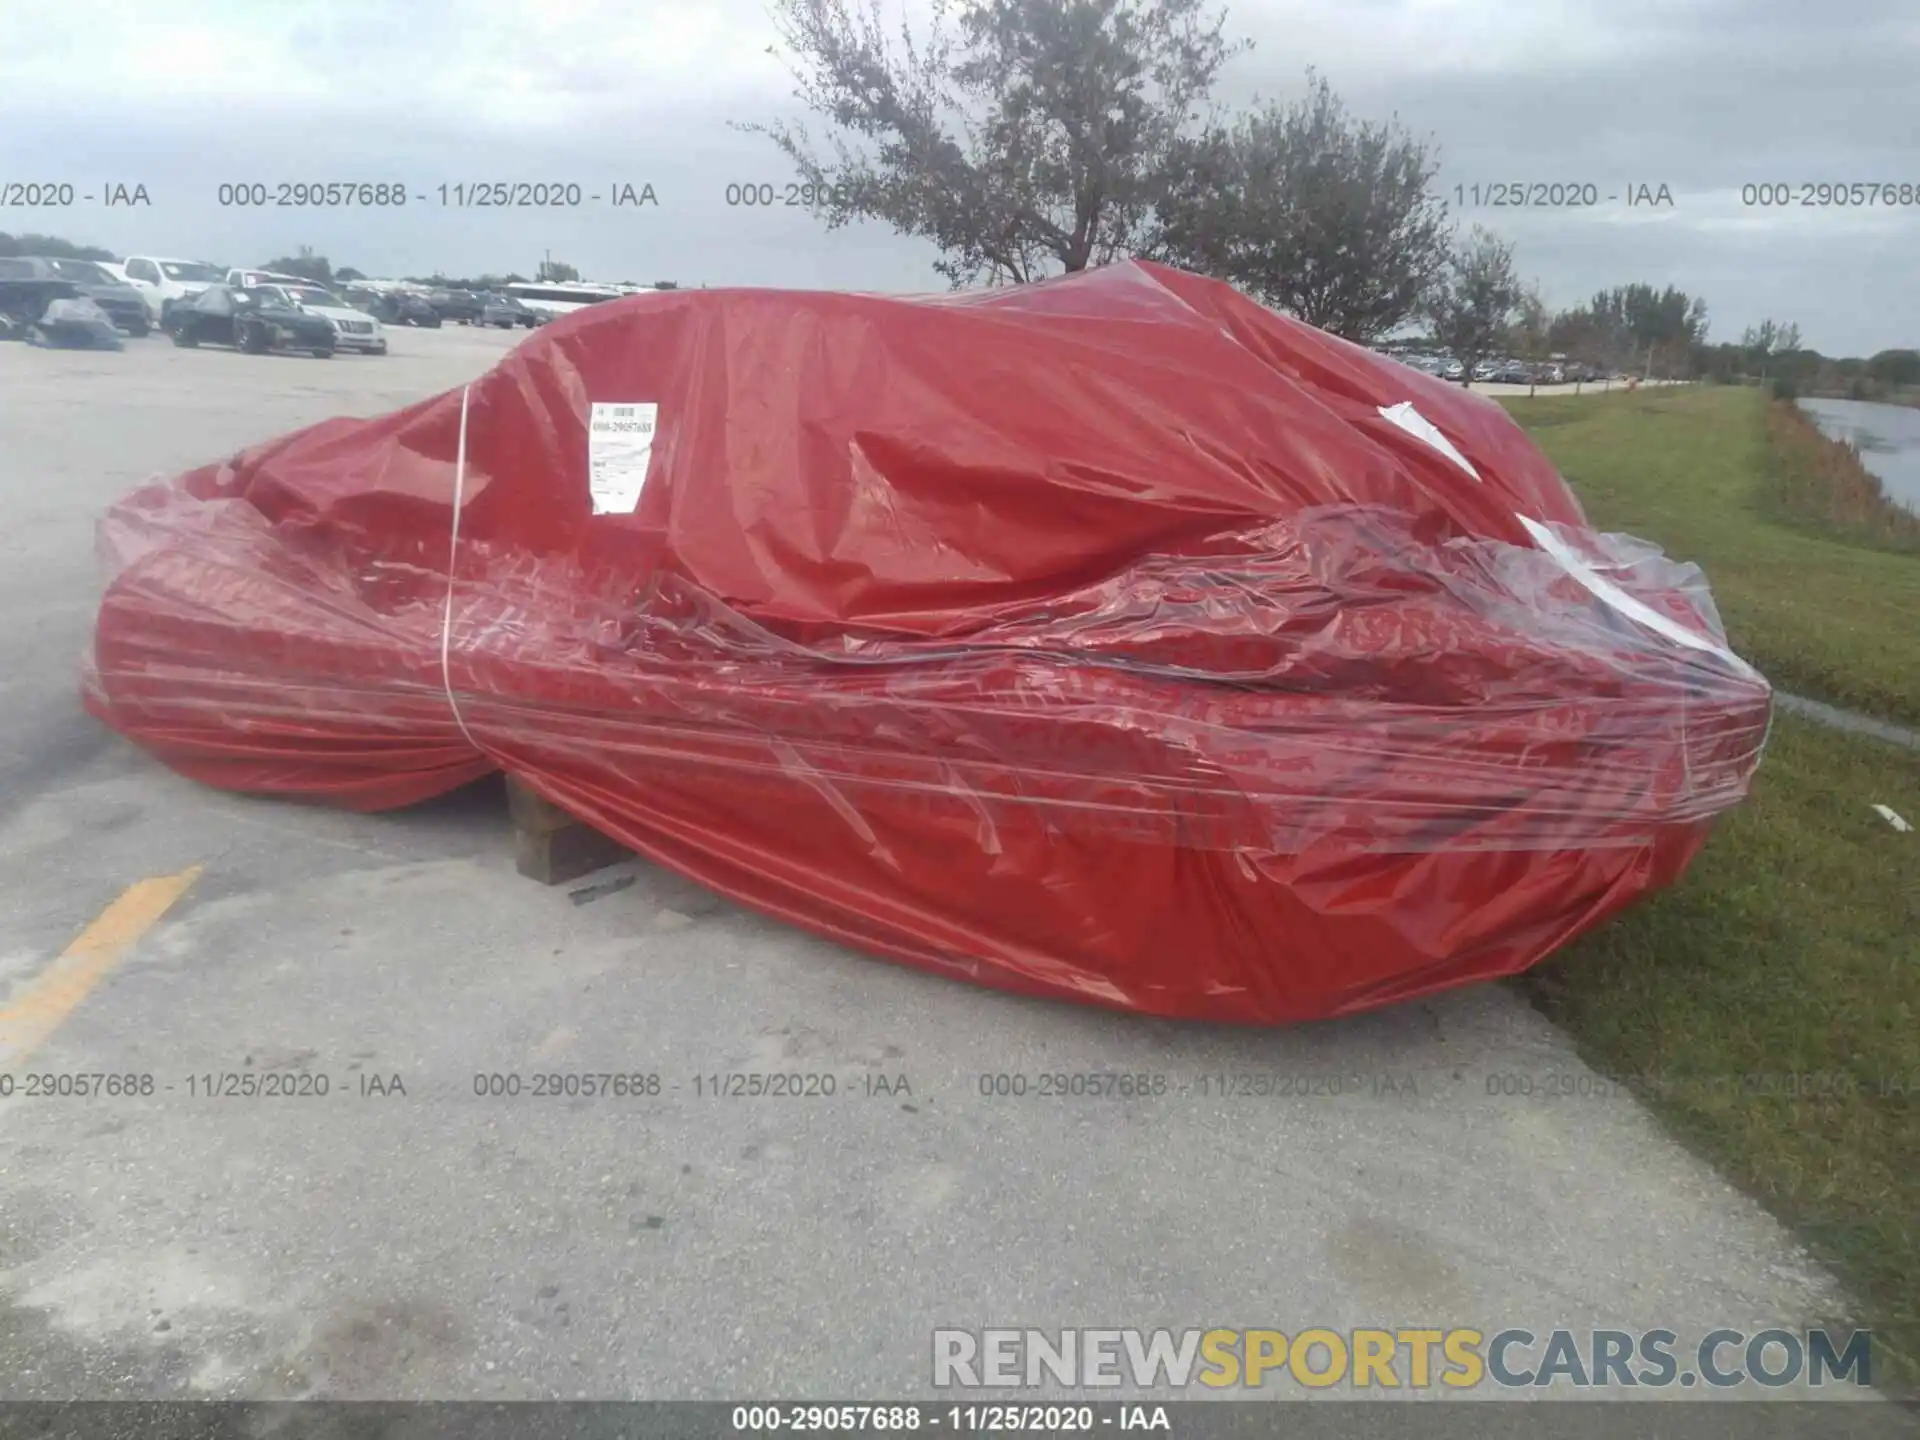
[0,325,1865,1404]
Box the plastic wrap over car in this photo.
[27,296,124,350]
[0,277,80,339]
[80,260,1772,1022]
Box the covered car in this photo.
[168,285,336,356]
[23,295,124,350]
[0,267,79,340]
[26,257,153,334]
[80,261,1772,1023]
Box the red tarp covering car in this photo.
[80,260,1772,1022]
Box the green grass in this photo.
[1521,717,1920,1387]
[1500,386,1920,1389]
[1757,400,1920,554]
[1503,386,1920,727]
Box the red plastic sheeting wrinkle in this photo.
[81,260,1772,1022]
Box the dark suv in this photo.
[1,256,150,334]
[479,293,538,328]
[426,288,485,324]
[357,291,442,327]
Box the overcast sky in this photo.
[4,0,1915,355]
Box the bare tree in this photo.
[736,0,1248,287]
[1425,228,1521,388]
[1151,71,1451,341]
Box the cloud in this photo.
[3,0,1914,352]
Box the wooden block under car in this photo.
[506,776,631,883]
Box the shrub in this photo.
[1761,400,1920,550]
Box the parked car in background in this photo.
[345,286,439,326]
[1497,361,1531,384]
[1440,358,1465,381]
[256,283,387,354]
[168,285,336,357]
[23,296,125,350]
[0,256,151,335]
[426,288,485,324]
[346,288,442,327]
[225,268,311,292]
[45,259,152,335]
[1471,360,1499,382]
[478,292,538,328]
[0,267,82,342]
[388,292,443,327]
[119,256,226,326]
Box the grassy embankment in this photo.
[1502,384,1920,1388]
[1510,385,1920,724]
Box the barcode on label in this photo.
[587,400,660,515]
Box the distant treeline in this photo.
[0,232,118,261]
[1703,345,1920,407]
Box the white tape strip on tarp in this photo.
[1379,400,1480,481]
[439,388,661,752]
[1376,400,1757,675]
[440,383,481,751]
[1513,513,1755,673]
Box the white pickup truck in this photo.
[225,268,309,291]
[117,256,227,326]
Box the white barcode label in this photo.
[587,401,659,514]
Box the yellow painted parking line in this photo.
[0,866,202,1068]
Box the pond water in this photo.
[1796,397,1920,513]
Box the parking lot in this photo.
[0,325,1853,1401]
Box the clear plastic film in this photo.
[22,295,123,350]
[82,262,1772,1022]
